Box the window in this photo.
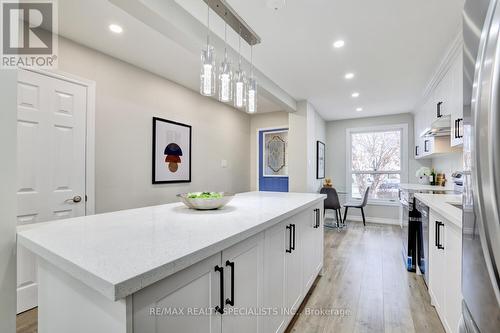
[346,124,408,204]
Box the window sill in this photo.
[366,200,400,207]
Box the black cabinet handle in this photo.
[437,221,445,250]
[415,145,419,156]
[424,140,430,153]
[286,225,292,253]
[316,209,320,228]
[437,102,443,118]
[291,224,296,250]
[225,260,234,306]
[313,209,319,228]
[457,118,463,138]
[214,265,224,314]
[454,119,458,139]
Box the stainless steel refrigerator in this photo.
[461,0,500,332]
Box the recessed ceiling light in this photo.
[356,107,363,112]
[109,24,123,34]
[344,72,355,79]
[333,40,345,48]
[351,92,360,98]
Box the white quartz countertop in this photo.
[414,193,462,228]
[400,183,455,192]
[17,191,325,301]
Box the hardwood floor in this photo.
[16,222,444,333]
[16,307,37,333]
[286,222,445,333]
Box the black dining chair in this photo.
[320,187,343,229]
[343,186,370,226]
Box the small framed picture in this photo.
[152,117,191,184]
[316,141,325,179]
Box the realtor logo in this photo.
[1,0,58,68]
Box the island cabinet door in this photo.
[221,233,264,333]
[301,208,319,292]
[313,203,324,275]
[284,213,304,319]
[262,220,287,333]
[132,253,222,333]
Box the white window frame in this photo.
[346,123,408,206]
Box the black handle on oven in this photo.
[225,260,234,306]
[214,265,224,314]
[286,225,292,253]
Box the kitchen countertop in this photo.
[17,191,325,301]
[414,193,462,228]
[400,183,455,192]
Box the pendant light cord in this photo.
[250,45,254,78]
[238,27,242,69]
[206,0,210,47]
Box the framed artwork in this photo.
[152,117,191,184]
[316,140,325,179]
[263,130,288,177]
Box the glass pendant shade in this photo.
[233,69,247,108]
[247,77,257,113]
[200,45,216,96]
[218,52,233,102]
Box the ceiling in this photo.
[206,0,464,120]
[56,0,287,114]
[57,0,463,120]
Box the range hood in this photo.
[420,115,451,137]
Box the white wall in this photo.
[249,111,289,190]
[432,152,463,180]
[325,113,430,222]
[288,101,326,193]
[307,104,326,192]
[58,38,251,213]
[288,101,309,192]
[0,70,17,333]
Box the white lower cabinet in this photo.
[222,233,264,333]
[262,221,287,333]
[428,210,462,333]
[132,253,222,333]
[132,203,324,333]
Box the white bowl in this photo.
[177,192,235,210]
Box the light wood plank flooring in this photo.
[17,222,444,333]
[286,222,445,333]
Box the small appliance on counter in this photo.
[451,171,464,193]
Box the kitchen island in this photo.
[17,191,326,333]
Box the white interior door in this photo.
[16,69,87,313]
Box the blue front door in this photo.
[259,129,289,192]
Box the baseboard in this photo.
[325,214,400,226]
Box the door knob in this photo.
[65,195,82,203]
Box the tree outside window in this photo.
[350,129,402,202]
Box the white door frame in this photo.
[20,67,96,215]
[256,126,288,191]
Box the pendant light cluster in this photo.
[200,0,258,113]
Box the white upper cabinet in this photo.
[450,54,464,147]
[414,47,463,159]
